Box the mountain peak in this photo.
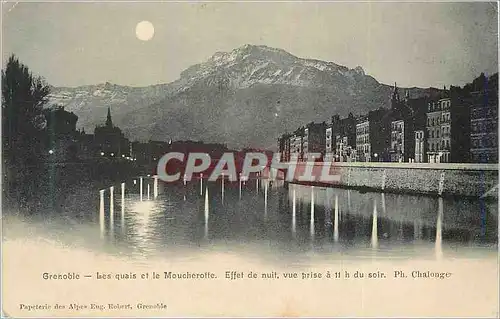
[234,44,295,56]
[208,44,296,65]
[180,44,371,89]
[354,66,365,75]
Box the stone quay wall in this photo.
[286,162,498,199]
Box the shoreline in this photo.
[280,161,498,199]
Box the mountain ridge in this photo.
[48,44,435,148]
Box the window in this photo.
[431,130,434,138]
[437,130,440,138]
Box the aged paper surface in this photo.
[1,1,499,317]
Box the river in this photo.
[3,177,498,263]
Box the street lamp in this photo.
[48,149,54,155]
[100,152,105,156]
[111,153,115,157]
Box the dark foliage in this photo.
[2,54,51,165]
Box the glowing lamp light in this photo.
[100,152,105,156]
[111,153,115,157]
[48,149,54,155]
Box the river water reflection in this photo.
[4,178,498,265]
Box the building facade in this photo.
[469,90,498,163]
[388,85,428,162]
[327,113,356,162]
[278,133,292,162]
[356,118,370,162]
[390,119,405,162]
[414,130,425,163]
[426,99,442,163]
[427,90,470,163]
[325,126,334,156]
[303,122,326,160]
[289,127,305,161]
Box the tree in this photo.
[2,54,50,165]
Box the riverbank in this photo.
[1,160,145,214]
[282,162,498,199]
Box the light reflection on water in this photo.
[3,178,498,265]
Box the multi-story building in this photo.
[328,113,357,162]
[277,133,292,162]
[325,125,333,156]
[414,130,425,163]
[426,89,470,163]
[356,118,371,162]
[357,108,392,162]
[289,127,305,161]
[388,85,428,162]
[426,99,442,163]
[469,88,498,163]
[303,122,326,160]
[325,117,337,157]
[390,119,405,162]
[335,135,356,162]
[410,97,429,163]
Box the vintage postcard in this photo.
[1,1,499,317]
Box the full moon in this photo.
[135,21,154,41]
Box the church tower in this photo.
[391,82,400,105]
[391,82,401,111]
[105,107,113,127]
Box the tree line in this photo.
[2,54,51,167]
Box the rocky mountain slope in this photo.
[49,44,431,148]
